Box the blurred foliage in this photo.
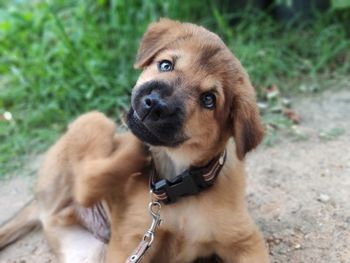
[332,0,350,9]
[0,0,349,175]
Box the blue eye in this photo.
[201,92,216,109]
[158,60,173,72]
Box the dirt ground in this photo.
[0,88,349,263]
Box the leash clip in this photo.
[125,196,162,263]
[143,201,162,245]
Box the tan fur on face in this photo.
[134,18,264,163]
[0,19,269,263]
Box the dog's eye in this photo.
[158,60,173,72]
[200,92,216,109]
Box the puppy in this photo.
[0,19,269,263]
[105,18,269,263]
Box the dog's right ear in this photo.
[134,18,181,69]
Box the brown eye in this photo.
[158,60,173,72]
[201,92,216,109]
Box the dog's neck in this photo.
[149,146,224,181]
[150,147,194,180]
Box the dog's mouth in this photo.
[126,107,185,147]
[127,107,164,146]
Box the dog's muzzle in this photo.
[127,80,186,147]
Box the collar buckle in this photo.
[151,150,227,204]
[153,170,205,204]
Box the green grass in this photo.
[0,0,349,176]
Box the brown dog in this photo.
[0,19,269,263]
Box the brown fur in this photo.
[0,19,269,263]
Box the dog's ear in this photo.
[134,18,181,69]
[231,76,265,160]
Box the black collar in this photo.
[150,150,227,204]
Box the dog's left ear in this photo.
[134,18,182,69]
[231,76,265,160]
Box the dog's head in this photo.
[127,19,264,162]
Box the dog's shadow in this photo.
[193,255,222,263]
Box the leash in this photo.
[125,194,162,263]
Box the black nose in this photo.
[138,91,170,121]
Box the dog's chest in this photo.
[155,206,216,262]
[162,202,216,244]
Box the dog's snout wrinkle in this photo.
[127,80,186,147]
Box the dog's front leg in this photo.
[217,229,269,263]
